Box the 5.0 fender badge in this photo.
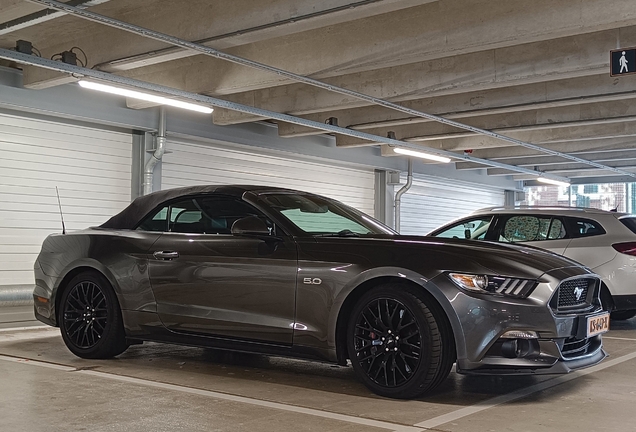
[303,278,322,285]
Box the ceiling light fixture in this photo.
[78,80,213,114]
[537,177,571,187]
[392,147,451,163]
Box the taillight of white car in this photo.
[612,242,636,256]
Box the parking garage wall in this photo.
[398,174,506,234]
[160,137,376,216]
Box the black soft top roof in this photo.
[99,185,297,229]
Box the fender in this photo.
[328,266,467,360]
[53,256,156,314]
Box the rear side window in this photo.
[136,198,203,233]
[136,195,270,234]
[500,215,566,242]
[620,217,636,234]
[568,218,606,238]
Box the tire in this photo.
[346,284,453,399]
[610,309,636,321]
[58,271,129,359]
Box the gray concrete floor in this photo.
[0,305,40,329]
[0,319,635,432]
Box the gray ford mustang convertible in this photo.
[33,185,609,398]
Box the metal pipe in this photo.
[27,0,636,179]
[0,286,34,307]
[0,48,573,184]
[142,107,166,195]
[394,158,413,232]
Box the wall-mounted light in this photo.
[78,80,213,114]
[392,147,451,163]
[537,177,571,187]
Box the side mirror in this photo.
[231,216,271,237]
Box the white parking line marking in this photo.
[0,354,422,432]
[0,354,75,371]
[0,325,49,333]
[413,350,636,429]
[603,336,636,341]
[0,328,59,343]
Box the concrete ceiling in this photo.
[2,0,636,184]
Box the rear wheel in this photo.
[346,284,453,399]
[610,309,636,321]
[59,271,129,359]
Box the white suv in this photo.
[429,207,636,320]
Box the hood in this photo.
[315,235,585,280]
[396,235,583,279]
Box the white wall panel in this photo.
[162,139,375,215]
[399,174,505,235]
[0,113,132,285]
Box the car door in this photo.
[142,194,298,345]
[562,216,613,269]
[493,214,572,254]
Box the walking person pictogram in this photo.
[620,51,629,73]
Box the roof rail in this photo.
[475,205,616,214]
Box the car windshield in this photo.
[257,193,396,236]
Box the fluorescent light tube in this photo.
[392,147,451,163]
[537,177,571,187]
[78,80,213,114]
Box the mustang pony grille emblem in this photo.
[573,287,585,301]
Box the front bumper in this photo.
[433,268,608,375]
[456,336,607,375]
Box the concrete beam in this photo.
[468,137,636,160]
[488,159,636,176]
[568,175,636,184]
[403,121,636,152]
[457,150,636,170]
[277,75,636,137]
[526,175,636,185]
[21,67,78,89]
[0,0,110,36]
[333,100,636,148]
[0,1,44,23]
[513,168,636,180]
[212,25,636,125]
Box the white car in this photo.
[429,207,636,320]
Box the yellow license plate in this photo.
[587,313,610,337]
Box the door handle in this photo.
[153,250,179,260]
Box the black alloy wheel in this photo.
[347,284,453,399]
[63,281,108,349]
[353,298,422,388]
[59,271,129,359]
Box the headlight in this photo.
[448,273,537,298]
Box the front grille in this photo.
[561,336,593,359]
[555,278,594,311]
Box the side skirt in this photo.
[121,310,338,364]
